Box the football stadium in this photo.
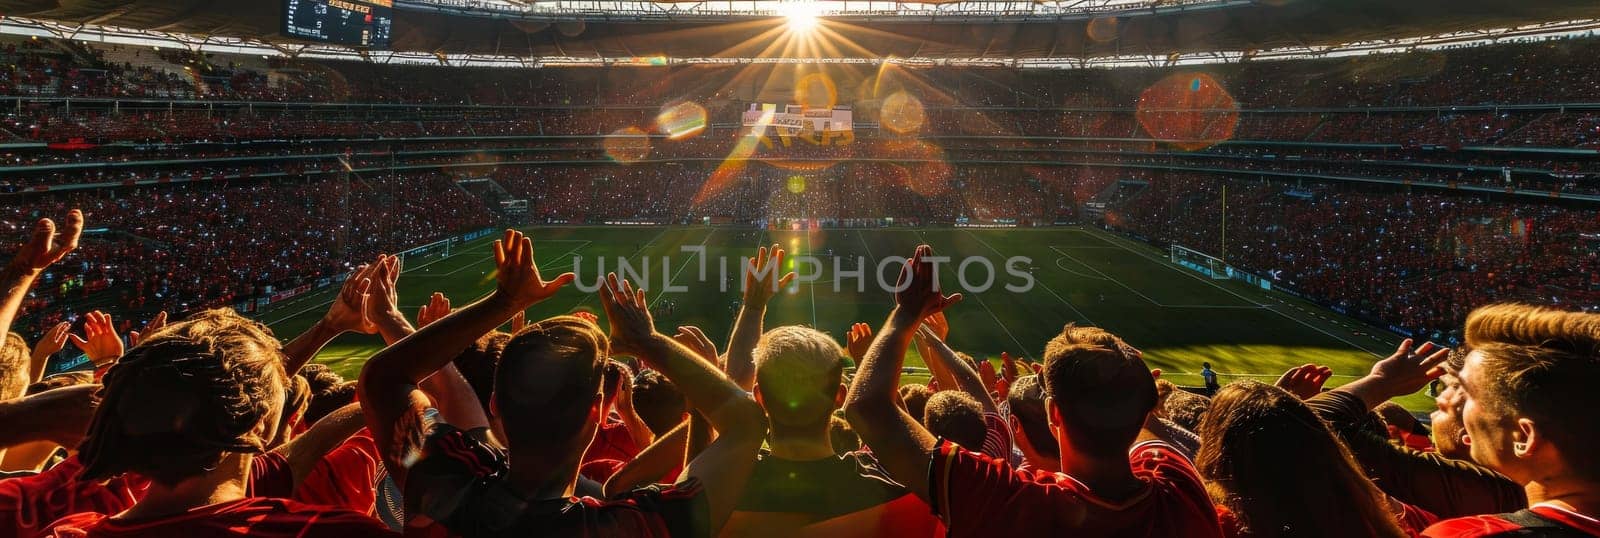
[2,0,1599,536]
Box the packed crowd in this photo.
[11,35,1600,108]
[1104,172,1600,343]
[1,213,1597,538]
[0,173,494,338]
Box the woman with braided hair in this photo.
[40,308,395,538]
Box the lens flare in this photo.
[794,72,838,110]
[787,175,807,194]
[1135,72,1239,151]
[879,91,925,135]
[603,126,652,164]
[1087,17,1119,43]
[656,101,708,140]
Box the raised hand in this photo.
[365,255,404,324]
[742,244,796,307]
[416,292,451,328]
[1369,339,1450,393]
[33,322,70,360]
[127,310,168,348]
[978,360,999,397]
[1274,363,1334,399]
[68,311,124,366]
[1341,338,1452,408]
[672,325,718,366]
[599,273,657,357]
[924,311,950,342]
[895,245,961,320]
[492,229,575,308]
[322,262,376,335]
[8,209,83,273]
[846,322,873,363]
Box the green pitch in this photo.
[260,226,1429,410]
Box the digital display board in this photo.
[283,0,393,48]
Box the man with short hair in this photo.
[842,245,1222,538]
[1005,375,1059,473]
[360,230,767,537]
[631,369,688,436]
[722,325,941,538]
[921,391,986,452]
[1423,304,1600,536]
[718,245,941,537]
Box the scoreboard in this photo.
[283,0,393,48]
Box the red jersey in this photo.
[1423,504,1600,537]
[0,456,142,538]
[582,419,641,466]
[296,433,384,515]
[929,439,1223,538]
[38,497,396,537]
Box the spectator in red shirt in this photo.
[1005,374,1060,473]
[39,308,395,537]
[1197,381,1426,537]
[357,230,768,537]
[1424,304,1600,537]
[841,244,1223,538]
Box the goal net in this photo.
[398,236,455,270]
[1170,244,1232,280]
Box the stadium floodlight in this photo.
[779,1,823,33]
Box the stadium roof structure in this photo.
[0,0,1597,62]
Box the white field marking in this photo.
[418,240,592,278]
[963,231,1097,327]
[1047,244,1264,310]
[1080,227,1391,357]
[854,229,878,264]
[262,235,504,327]
[649,227,719,308]
[912,229,1034,361]
[1050,253,1111,281]
[564,227,676,312]
[404,236,503,274]
[804,228,818,328]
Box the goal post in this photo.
[397,236,455,269]
[1170,244,1232,280]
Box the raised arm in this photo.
[842,245,961,503]
[29,322,69,383]
[272,402,366,487]
[1,211,81,344]
[915,323,998,414]
[68,311,125,379]
[724,245,794,391]
[600,273,766,535]
[282,261,381,373]
[603,419,690,497]
[0,384,100,450]
[359,230,573,485]
[1305,340,1523,516]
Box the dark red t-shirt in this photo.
[38,497,396,537]
[1423,504,1600,537]
[929,439,1223,538]
[296,433,383,515]
[582,419,641,467]
[0,456,143,538]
